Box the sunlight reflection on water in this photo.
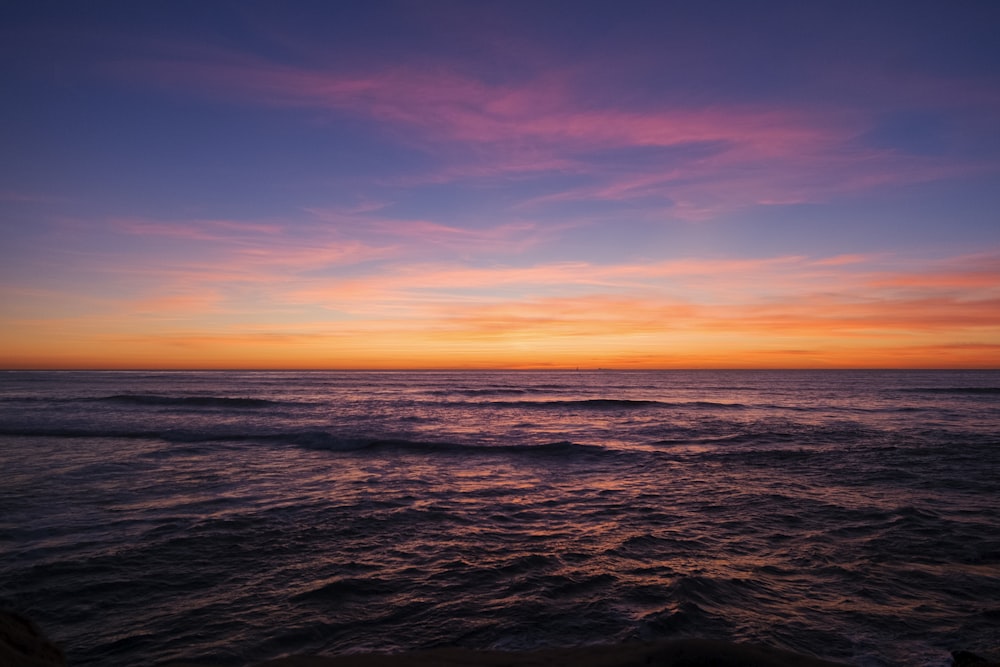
[1,370,998,666]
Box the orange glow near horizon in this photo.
[3,252,998,370]
[4,339,998,371]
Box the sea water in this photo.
[1,370,998,666]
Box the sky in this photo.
[2,0,999,369]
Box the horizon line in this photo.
[3,367,998,372]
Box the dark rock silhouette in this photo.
[0,611,66,667]
[953,650,1000,667]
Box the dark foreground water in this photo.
[1,370,998,666]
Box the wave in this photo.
[428,388,529,396]
[1,394,290,407]
[901,387,1000,395]
[0,426,169,440]
[292,434,612,458]
[291,576,397,603]
[459,399,746,410]
[0,426,612,458]
[652,434,750,447]
[96,394,281,408]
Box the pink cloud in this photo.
[0,190,63,204]
[118,54,842,152]
[7,247,999,368]
[303,206,561,256]
[113,217,285,241]
[865,252,1000,292]
[130,291,225,316]
[284,254,865,316]
[113,215,394,270]
[278,251,1000,347]
[105,49,980,218]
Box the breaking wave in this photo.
[0,425,612,458]
[900,387,1000,395]
[96,394,283,408]
[458,398,746,410]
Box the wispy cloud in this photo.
[0,190,62,204]
[303,206,556,256]
[113,217,285,241]
[6,249,998,368]
[112,214,395,273]
[106,49,982,219]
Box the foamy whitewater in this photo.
[1,370,998,666]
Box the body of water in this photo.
[1,370,998,666]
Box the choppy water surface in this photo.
[1,370,998,666]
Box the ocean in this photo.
[1,370,998,666]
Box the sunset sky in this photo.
[2,1,999,369]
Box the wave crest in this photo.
[98,394,279,408]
